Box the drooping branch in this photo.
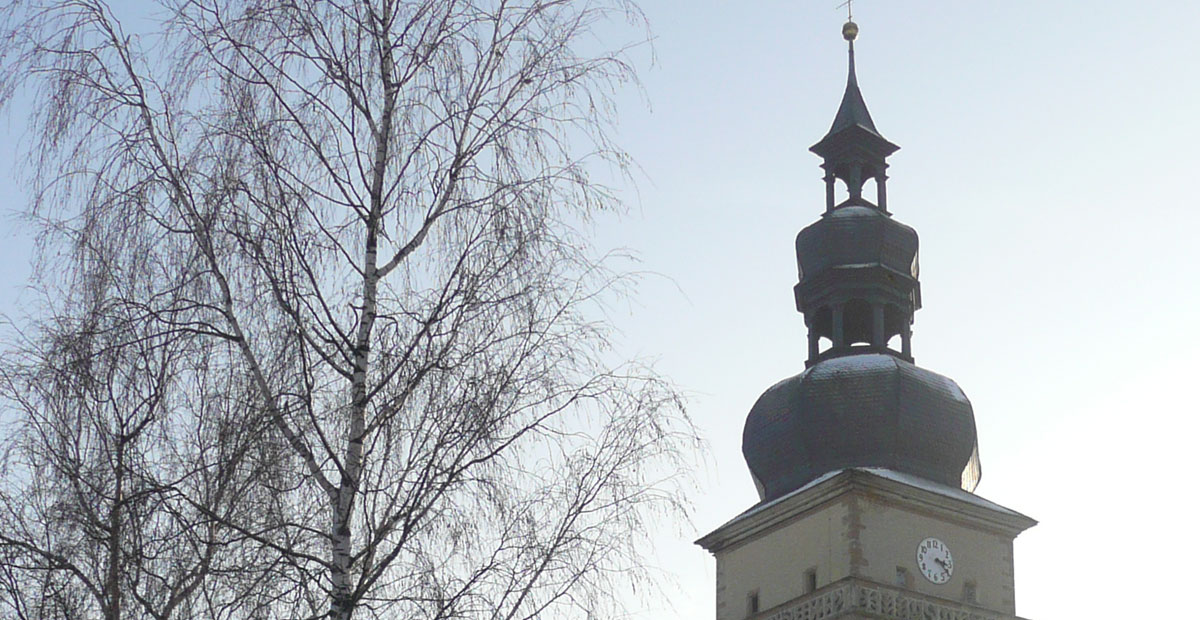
[0,1,695,619]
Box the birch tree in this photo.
[0,1,694,618]
[0,308,282,620]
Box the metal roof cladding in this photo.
[740,19,981,504]
[742,355,979,502]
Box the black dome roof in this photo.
[742,354,980,502]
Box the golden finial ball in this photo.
[842,20,859,41]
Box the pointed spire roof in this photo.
[810,21,899,164]
[827,42,881,138]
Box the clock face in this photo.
[916,537,953,584]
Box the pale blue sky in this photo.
[2,2,1198,619]
[601,1,1200,618]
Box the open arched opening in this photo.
[840,299,872,346]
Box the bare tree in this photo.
[0,1,695,619]
[0,286,287,619]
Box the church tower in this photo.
[696,19,1036,620]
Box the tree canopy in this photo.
[0,2,696,618]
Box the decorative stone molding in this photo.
[696,469,1036,555]
[758,580,1023,620]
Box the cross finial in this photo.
[838,0,854,21]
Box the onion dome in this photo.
[743,355,979,502]
[741,20,981,503]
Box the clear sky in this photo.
[598,1,1200,618]
[3,1,1199,619]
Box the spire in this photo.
[810,18,899,212]
[827,25,881,138]
[738,7,983,510]
[794,16,920,366]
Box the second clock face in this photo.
[916,537,953,584]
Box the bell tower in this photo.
[696,19,1035,620]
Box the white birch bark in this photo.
[0,2,698,618]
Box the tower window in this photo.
[805,568,818,593]
[895,566,910,588]
[963,580,978,604]
[747,590,760,616]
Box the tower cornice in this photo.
[697,468,1035,555]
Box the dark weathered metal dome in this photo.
[742,355,979,502]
